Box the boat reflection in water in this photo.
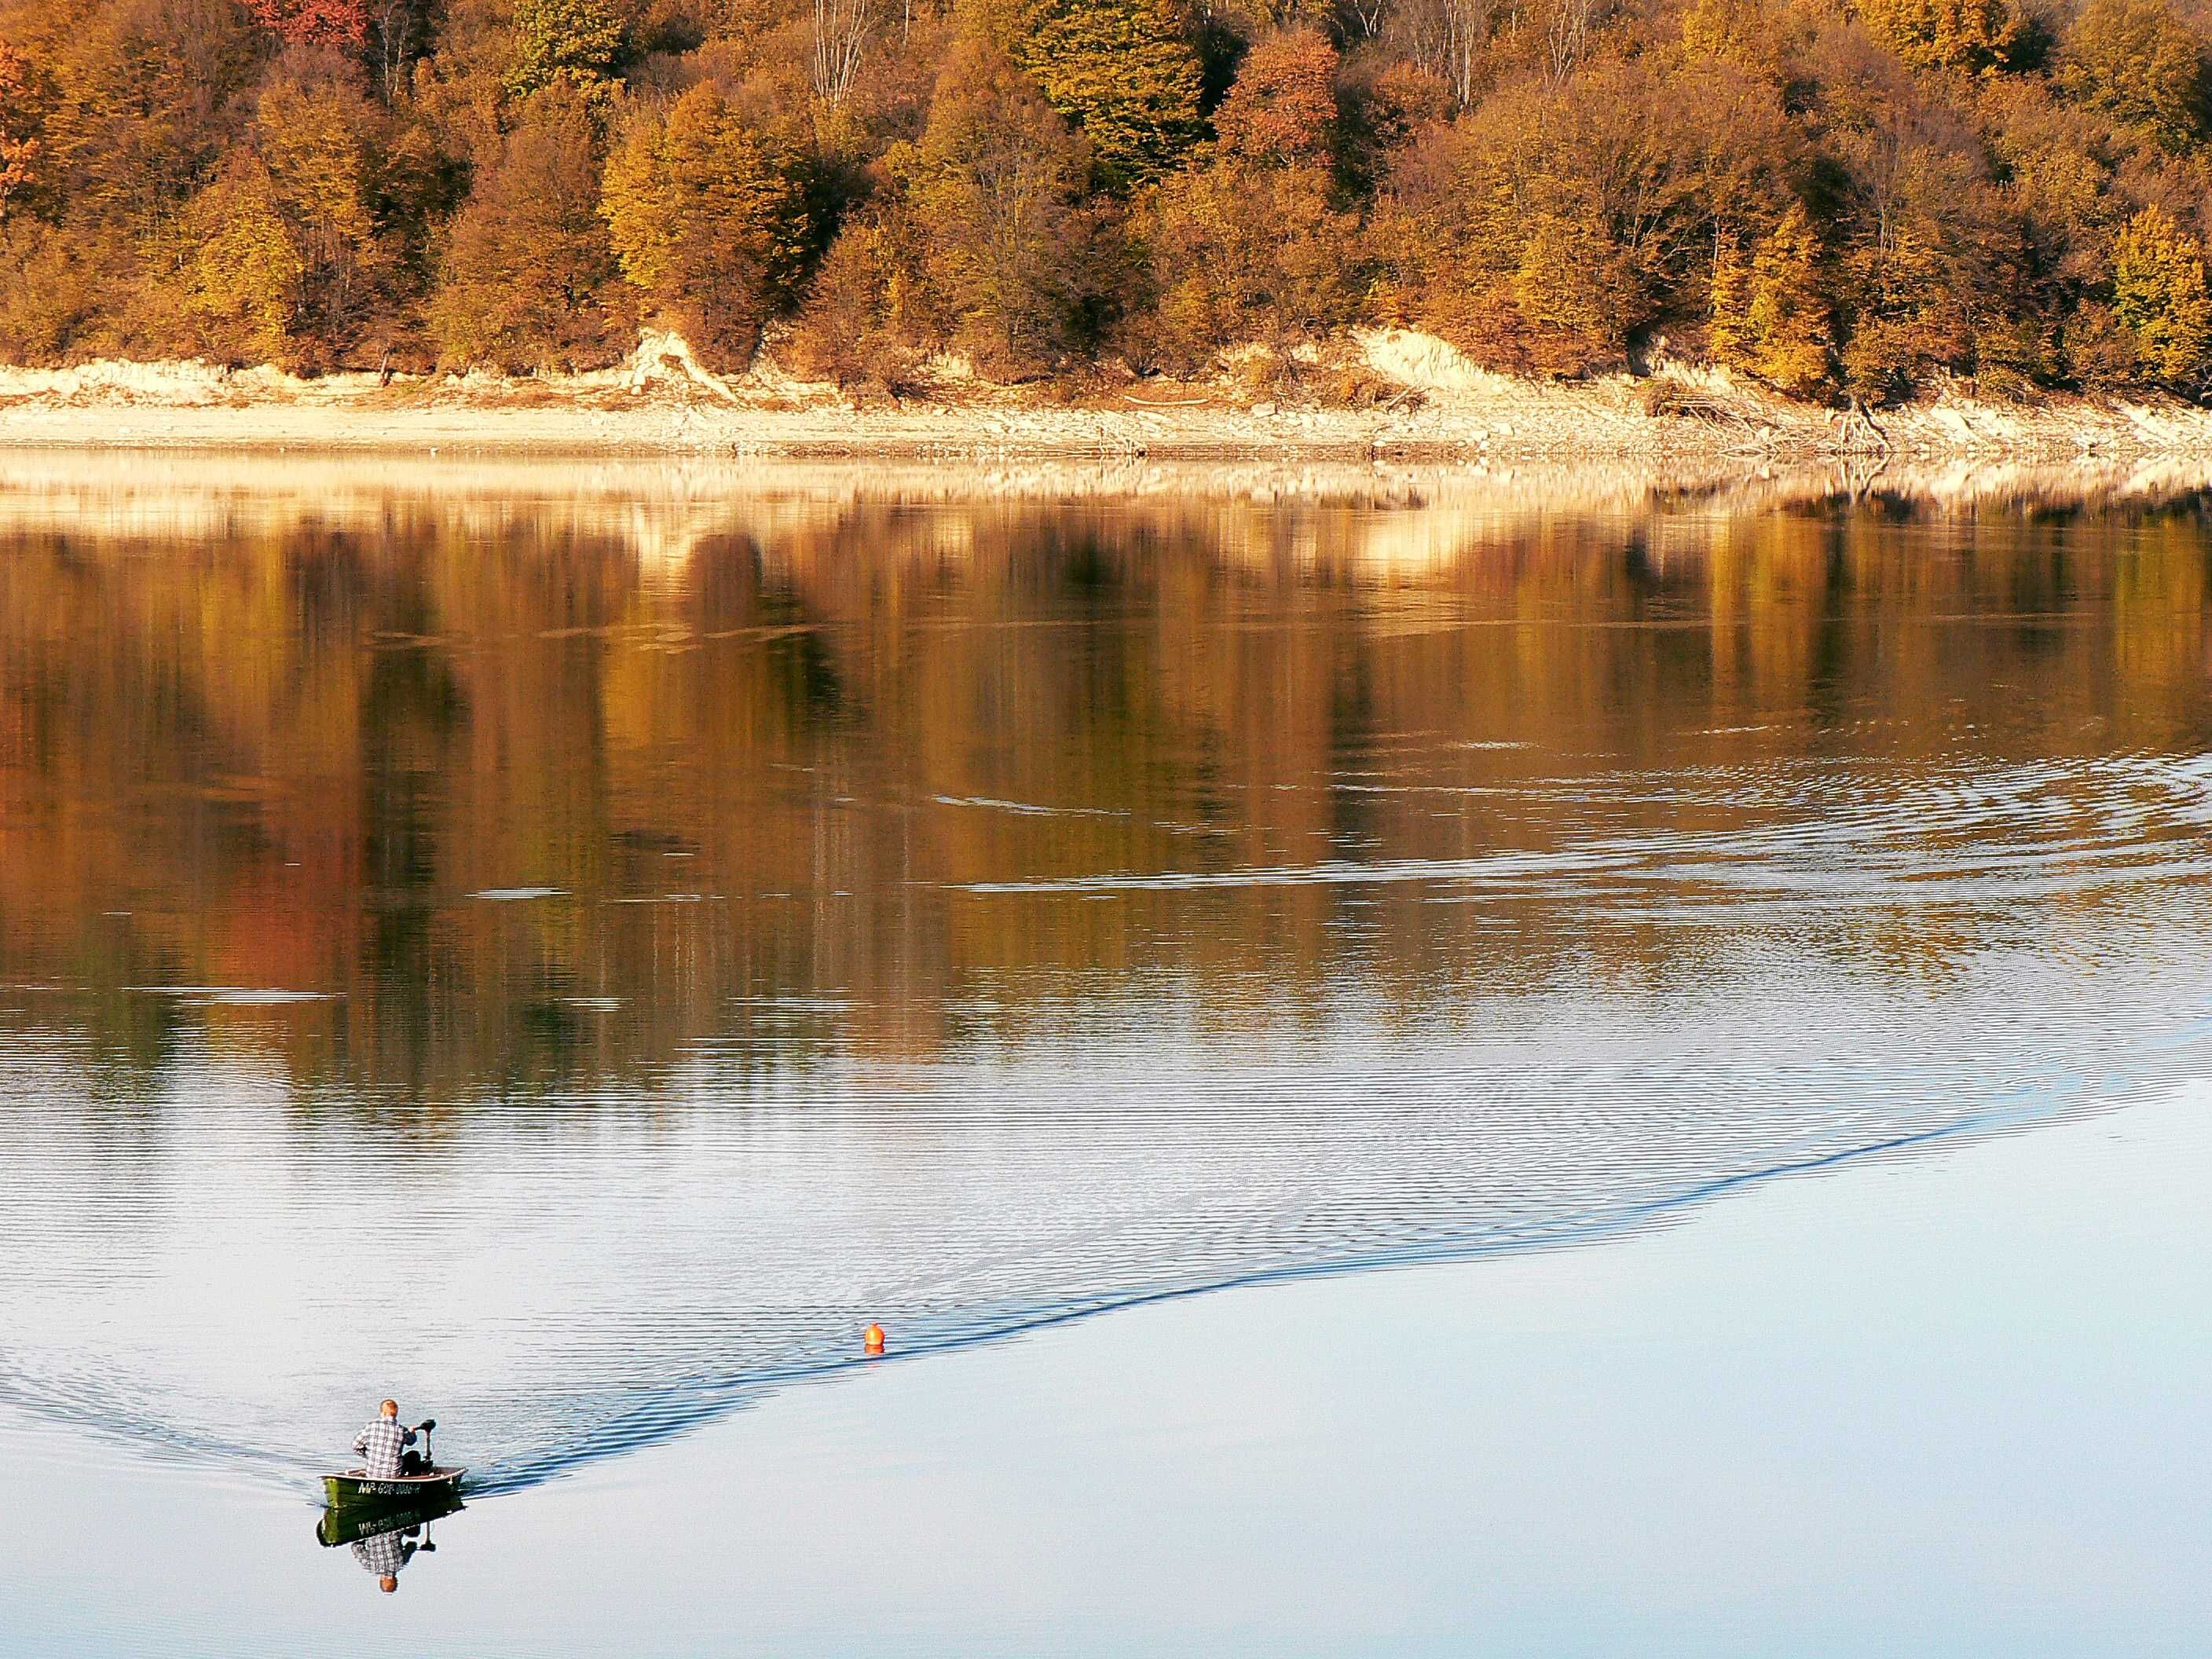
[316,1495,463,1593]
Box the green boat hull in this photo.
[321,1466,467,1510]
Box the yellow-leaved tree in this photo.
[182,156,302,364]
[251,74,400,366]
[972,0,1203,191]
[1711,202,1831,394]
[505,0,625,101]
[2058,0,2207,152]
[2111,205,2212,387]
[1511,211,1639,376]
[1853,0,2022,74]
[601,85,809,369]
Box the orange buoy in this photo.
[863,1322,886,1355]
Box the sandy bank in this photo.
[6,330,2212,463]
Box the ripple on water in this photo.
[3,742,2212,1496]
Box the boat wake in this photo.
[2,747,2211,1497]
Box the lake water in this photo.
[3,452,2211,1653]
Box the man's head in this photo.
[380,1399,398,1419]
[379,1575,398,1594]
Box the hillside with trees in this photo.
[5,0,2212,404]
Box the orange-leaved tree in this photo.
[1145,27,1359,368]
[0,39,46,219]
[1214,24,1337,167]
[243,0,370,48]
[429,82,632,371]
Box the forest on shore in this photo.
[5,0,2212,404]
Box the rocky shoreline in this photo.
[5,330,2212,465]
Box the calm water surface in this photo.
[2,454,2210,1651]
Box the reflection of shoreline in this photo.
[1,465,2207,1102]
[5,449,2212,562]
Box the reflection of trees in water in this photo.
[1,482,2210,1099]
[358,567,467,1095]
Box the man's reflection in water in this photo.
[351,1520,432,1593]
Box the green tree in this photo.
[600,84,808,368]
[2112,205,2212,386]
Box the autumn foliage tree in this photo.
[1147,27,1358,367]
[243,0,370,48]
[2058,0,2207,152]
[601,84,809,368]
[1386,54,1795,375]
[2112,205,2212,386]
[180,155,301,362]
[247,71,426,364]
[1851,0,2023,74]
[902,38,1108,368]
[999,0,1203,190]
[0,40,46,219]
[1213,23,1335,166]
[505,0,625,100]
[7,0,2212,407]
[785,203,925,390]
[1711,201,1831,393]
[430,82,632,369]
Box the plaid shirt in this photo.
[351,1527,419,1579]
[352,1415,416,1478]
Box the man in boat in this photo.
[353,1398,426,1478]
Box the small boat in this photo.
[321,1417,465,1511]
[322,1465,467,1509]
